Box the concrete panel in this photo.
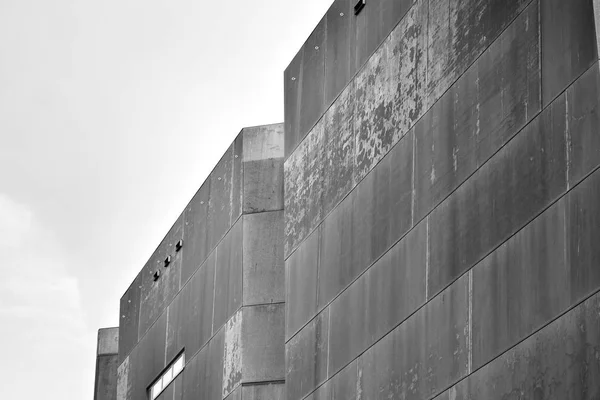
[567,63,600,187]
[322,82,355,216]
[325,0,356,106]
[427,0,530,105]
[138,214,183,341]
[243,211,284,305]
[300,17,326,148]
[318,195,354,310]
[472,197,568,370]
[95,354,119,400]
[223,311,242,398]
[98,327,119,355]
[286,309,329,400]
[284,48,303,158]
[285,228,319,341]
[242,304,285,383]
[243,158,284,214]
[119,276,141,363]
[165,251,215,362]
[242,382,285,400]
[181,181,210,286]
[428,90,568,297]
[242,123,284,162]
[357,273,469,400]
[208,144,235,251]
[284,119,324,257]
[354,0,426,180]
[232,131,243,225]
[438,291,600,400]
[172,374,183,400]
[242,122,284,214]
[214,219,243,331]
[226,386,241,400]
[183,327,225,400]
[415,3,541,221]
[132,311,167,400]
[566,168,600,305]
[116,356,130,400]
[541,0,597,106]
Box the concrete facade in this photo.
[284,0,600,400]
[95,0,600,399]
[94,328,119,400]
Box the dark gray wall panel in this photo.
[182,328,224,400]
[286,226,319,341]
[437,291,600,400]
[300,18,326,145]
[242,382,285,400]
[130,311,166,400]
[119,275,141,363]
[208,144,235,251]
[318,195,353,310]
[165,251,215,363]
[325,0,356,106]
[415,3,541,222]
[284,49,303,158]
[95,355,118,400]
[566,168,600,305]
[354,0,426,180]
[138,214,183,341]
[243,211,284,306]
[322,82,355,217]
[181,181,210,287]
[214,219,243,331]
[541,0,597,106]
[286,309,329,400]
[358,274,469,400]
[428,91,568,297]
[472,197,567,370]
[427,0,531,105]
[567,63,600,186]
[232,132,243,223]
[241,304,285,383]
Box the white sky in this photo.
[0,1,329,398]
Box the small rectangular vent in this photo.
[354,0,366,15]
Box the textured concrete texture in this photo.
[114,124,286,400]
[98,327,119,355]
[95,328,119,400]
[285,1,600,400]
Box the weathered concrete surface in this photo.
[119,276,141,363]
[243,124,284,214]
[116,356,130,400]
[428,87,568,297]
[225,386,241,400]
[285,227,319,341]
[541,0,597,106]
[181,181,210,287]
[242,304,285,383]
[414,2,541,222]
[213,219,243,331]
[242,382,285,400]
[95,354,119,400]
[284,48,303,158]
[223,311,243,398]
[138,213,183,342]
[182,328,224,400]
[427,0,531,105]
[357,272,469,400]
[98,327,119,356]
[300,18,326,148]
[286,309,329,400]
[243,211,284,305]
[208,144,238,251]
[354,0,426,181]
[437,291,600,400]
[166,251,215,362]
[325,0,356,106]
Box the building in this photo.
[96,0,600,399]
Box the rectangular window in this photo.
[149,352,185,400]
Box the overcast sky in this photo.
[0,1,329,398]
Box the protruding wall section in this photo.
[94,328,119,400]
[115,124,284,400]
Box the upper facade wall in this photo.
[118,124,284,365]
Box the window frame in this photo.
[148,352,185,400]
